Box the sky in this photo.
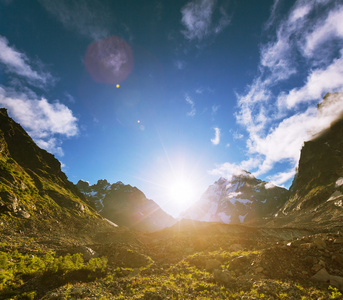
[1,0,343,217]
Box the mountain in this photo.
[77,179,176,232]
[0,108,130,247]
[182,170,289,224]
[1,108,343,299]
[276,94,343,228]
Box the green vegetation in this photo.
[38,260,343,299]
[0,250,107,299]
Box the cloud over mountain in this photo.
[0,88,78,156]
[211,0,343,186]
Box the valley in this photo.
[0,103,343,299]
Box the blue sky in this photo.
[1,0,343,216]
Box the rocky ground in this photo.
[1,220,343,299]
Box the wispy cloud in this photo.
[185,95,196,117]
[211,127,220,145]
[278,51,343,109]
[232,131,243,140]
[303,5,343,58]
[0,87,78,156]
[39,0,116,40]
[209,157,261,178]
[174,60,186,70]
[211,104,220,115]
[212,0,343,185]
[181,0,231,41]
[0,36,54,87]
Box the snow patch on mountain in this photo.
[229,198,252,205]
[182,170,289,224]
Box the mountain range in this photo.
[76,179,175,232]
[1,94,343,298]
[181,171,289,224]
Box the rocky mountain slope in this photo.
[0,108,94,230]
[0,107,144,264]
[77,179,175,232]
[182,170,289,224]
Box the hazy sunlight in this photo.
[167,179,196,206]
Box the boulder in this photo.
[311,268,330,283]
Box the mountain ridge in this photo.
[181,170,289,224]
[76,179,176,232]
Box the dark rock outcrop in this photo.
[276,94,343,228]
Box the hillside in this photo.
[182,171,289,224]
[76,179,176,232]
[0,107,99,237]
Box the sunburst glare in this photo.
[167,178,196,206]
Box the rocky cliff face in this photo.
[77,179,176,232]
[278,99,343,226]
[182,170,289,224]
[0,108,113,242]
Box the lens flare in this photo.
[84,35,134,85]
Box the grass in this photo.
[36,264,343,299]
[0,250,108,299]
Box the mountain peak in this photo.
[182,173,289,224]
[232,169,254,179]
[77,179,175,232]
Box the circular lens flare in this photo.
[84,35,134,85]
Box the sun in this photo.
[167,179,196,205]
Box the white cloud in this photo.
[303,5,343,57]
[181,0,231,41]
[185,95,196,117]
[267,169,295,187]
[211,127,220,145]
[0,87,78,156]
[209,157,260,178]
[248,93,343,177]
[212,0,343,186]
[0,36,53,87]
[40,0,114,40]
[278,51,343,109]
